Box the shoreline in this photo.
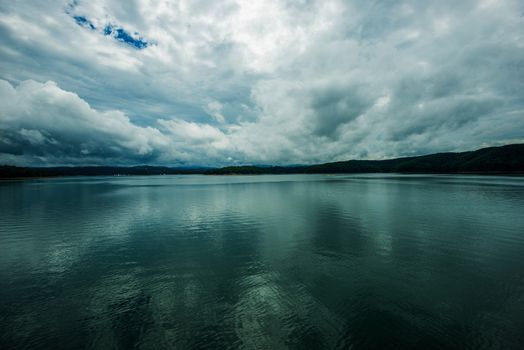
[2,171,524,181]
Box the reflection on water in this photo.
[1,174,524,349]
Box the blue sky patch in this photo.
[103,25,112,36]
[103,25,149,49]
[69,8,149,50]
[114,29,149,49]
[73,16,95,30]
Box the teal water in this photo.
[1,174,524,349]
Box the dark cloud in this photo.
[0,0,522,165]
[310,86,372,138]
[0,80,171,166]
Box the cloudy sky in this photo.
[0,0,523,166]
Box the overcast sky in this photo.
[1,0,523,166]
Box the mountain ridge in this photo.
[1,144,523,178]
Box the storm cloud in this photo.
[0,0,523,166]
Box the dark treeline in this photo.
[1,144,523,178]
[207,144,524,175]
[0,166,208,178]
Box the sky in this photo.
[0,0,523,166]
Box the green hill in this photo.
[208,144,524,175]
[2,144,523,178]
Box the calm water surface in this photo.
[1,174,524,349]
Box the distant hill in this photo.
[1,144,523,178]
[0,165,208,178]
[206,144,524,175]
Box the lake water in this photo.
[1,174,524,349]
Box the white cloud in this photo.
[205,101,226,123]
[0,79,172,165]
[0,0,523,165]
[159,119,225,143]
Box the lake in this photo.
[1,174,524,349]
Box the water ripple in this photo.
[1,174,523,349]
